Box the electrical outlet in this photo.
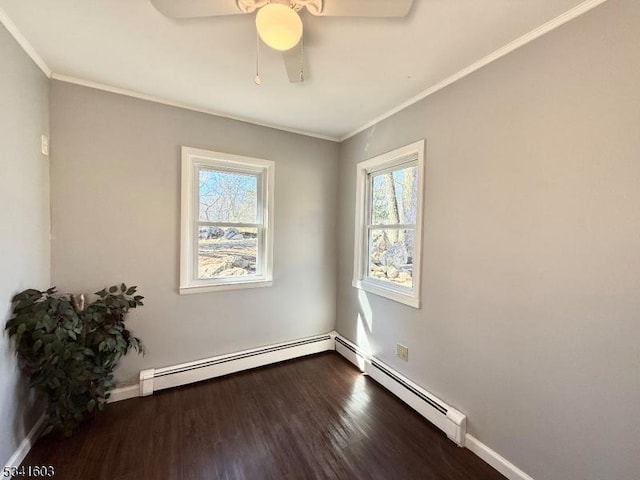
[396,343,408,362]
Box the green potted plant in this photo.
[5,283,144,436]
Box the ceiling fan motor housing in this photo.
[237,0,323,15]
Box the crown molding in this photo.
[0,5,337,142]
[339,0,611,141]
[50,74,339,142]
[0,6,51,77]
[1,0,610,143]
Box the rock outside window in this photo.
[353,140,425,308]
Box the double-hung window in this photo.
[353,140,425,308]
[180,147,274,294]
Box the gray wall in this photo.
[5,2,638,477]
[0,26,50,466]
[335,2,639,480]
[49,81,339,384]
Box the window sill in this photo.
[180,280,273,295]
[352,279,420,309]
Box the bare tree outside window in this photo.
[199,170,257,223]
[197,169,260,279]
[369,164,418,288]
[353,140,424,307]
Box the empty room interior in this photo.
[1,0,638,479]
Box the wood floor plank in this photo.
[21,352,506,479]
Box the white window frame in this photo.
[180,146,274,295]
[352,140,425,308]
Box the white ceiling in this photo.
[0,0,598,140]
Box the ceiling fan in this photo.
[150,0,415,83]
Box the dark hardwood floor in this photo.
[22,352,505,479]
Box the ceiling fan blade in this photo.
[310,0,414,17]
[282,42,305,83]
[150,0,242,19]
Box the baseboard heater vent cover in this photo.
[139,333,334,396]
[335,335,369,370]
[334,334,466,446]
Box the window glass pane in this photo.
[199,169,258,223]
[198,227,258,279]
[370,165,418,225]
[368,229,414,288]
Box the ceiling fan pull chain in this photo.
[300,33,305,82]
[255,29,262,85]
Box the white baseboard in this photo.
[107,384,140,403]
[140,332,336,396]
[465,434,535,480]
[3,384,139,469]
[3,332,336,468]
[366,358,467,446]
[334,333,535,479]
[335,334,368,371]
[5,333,534,480]
[3,383,139,470]
[334,334,466,446]
[3,413,46,469]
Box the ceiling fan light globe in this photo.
[256,3,303,51]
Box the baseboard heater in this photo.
[138,331,466,447]
[139,333,334,396]
[335,335,467,447]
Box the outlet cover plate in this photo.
[396,343,408,362]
